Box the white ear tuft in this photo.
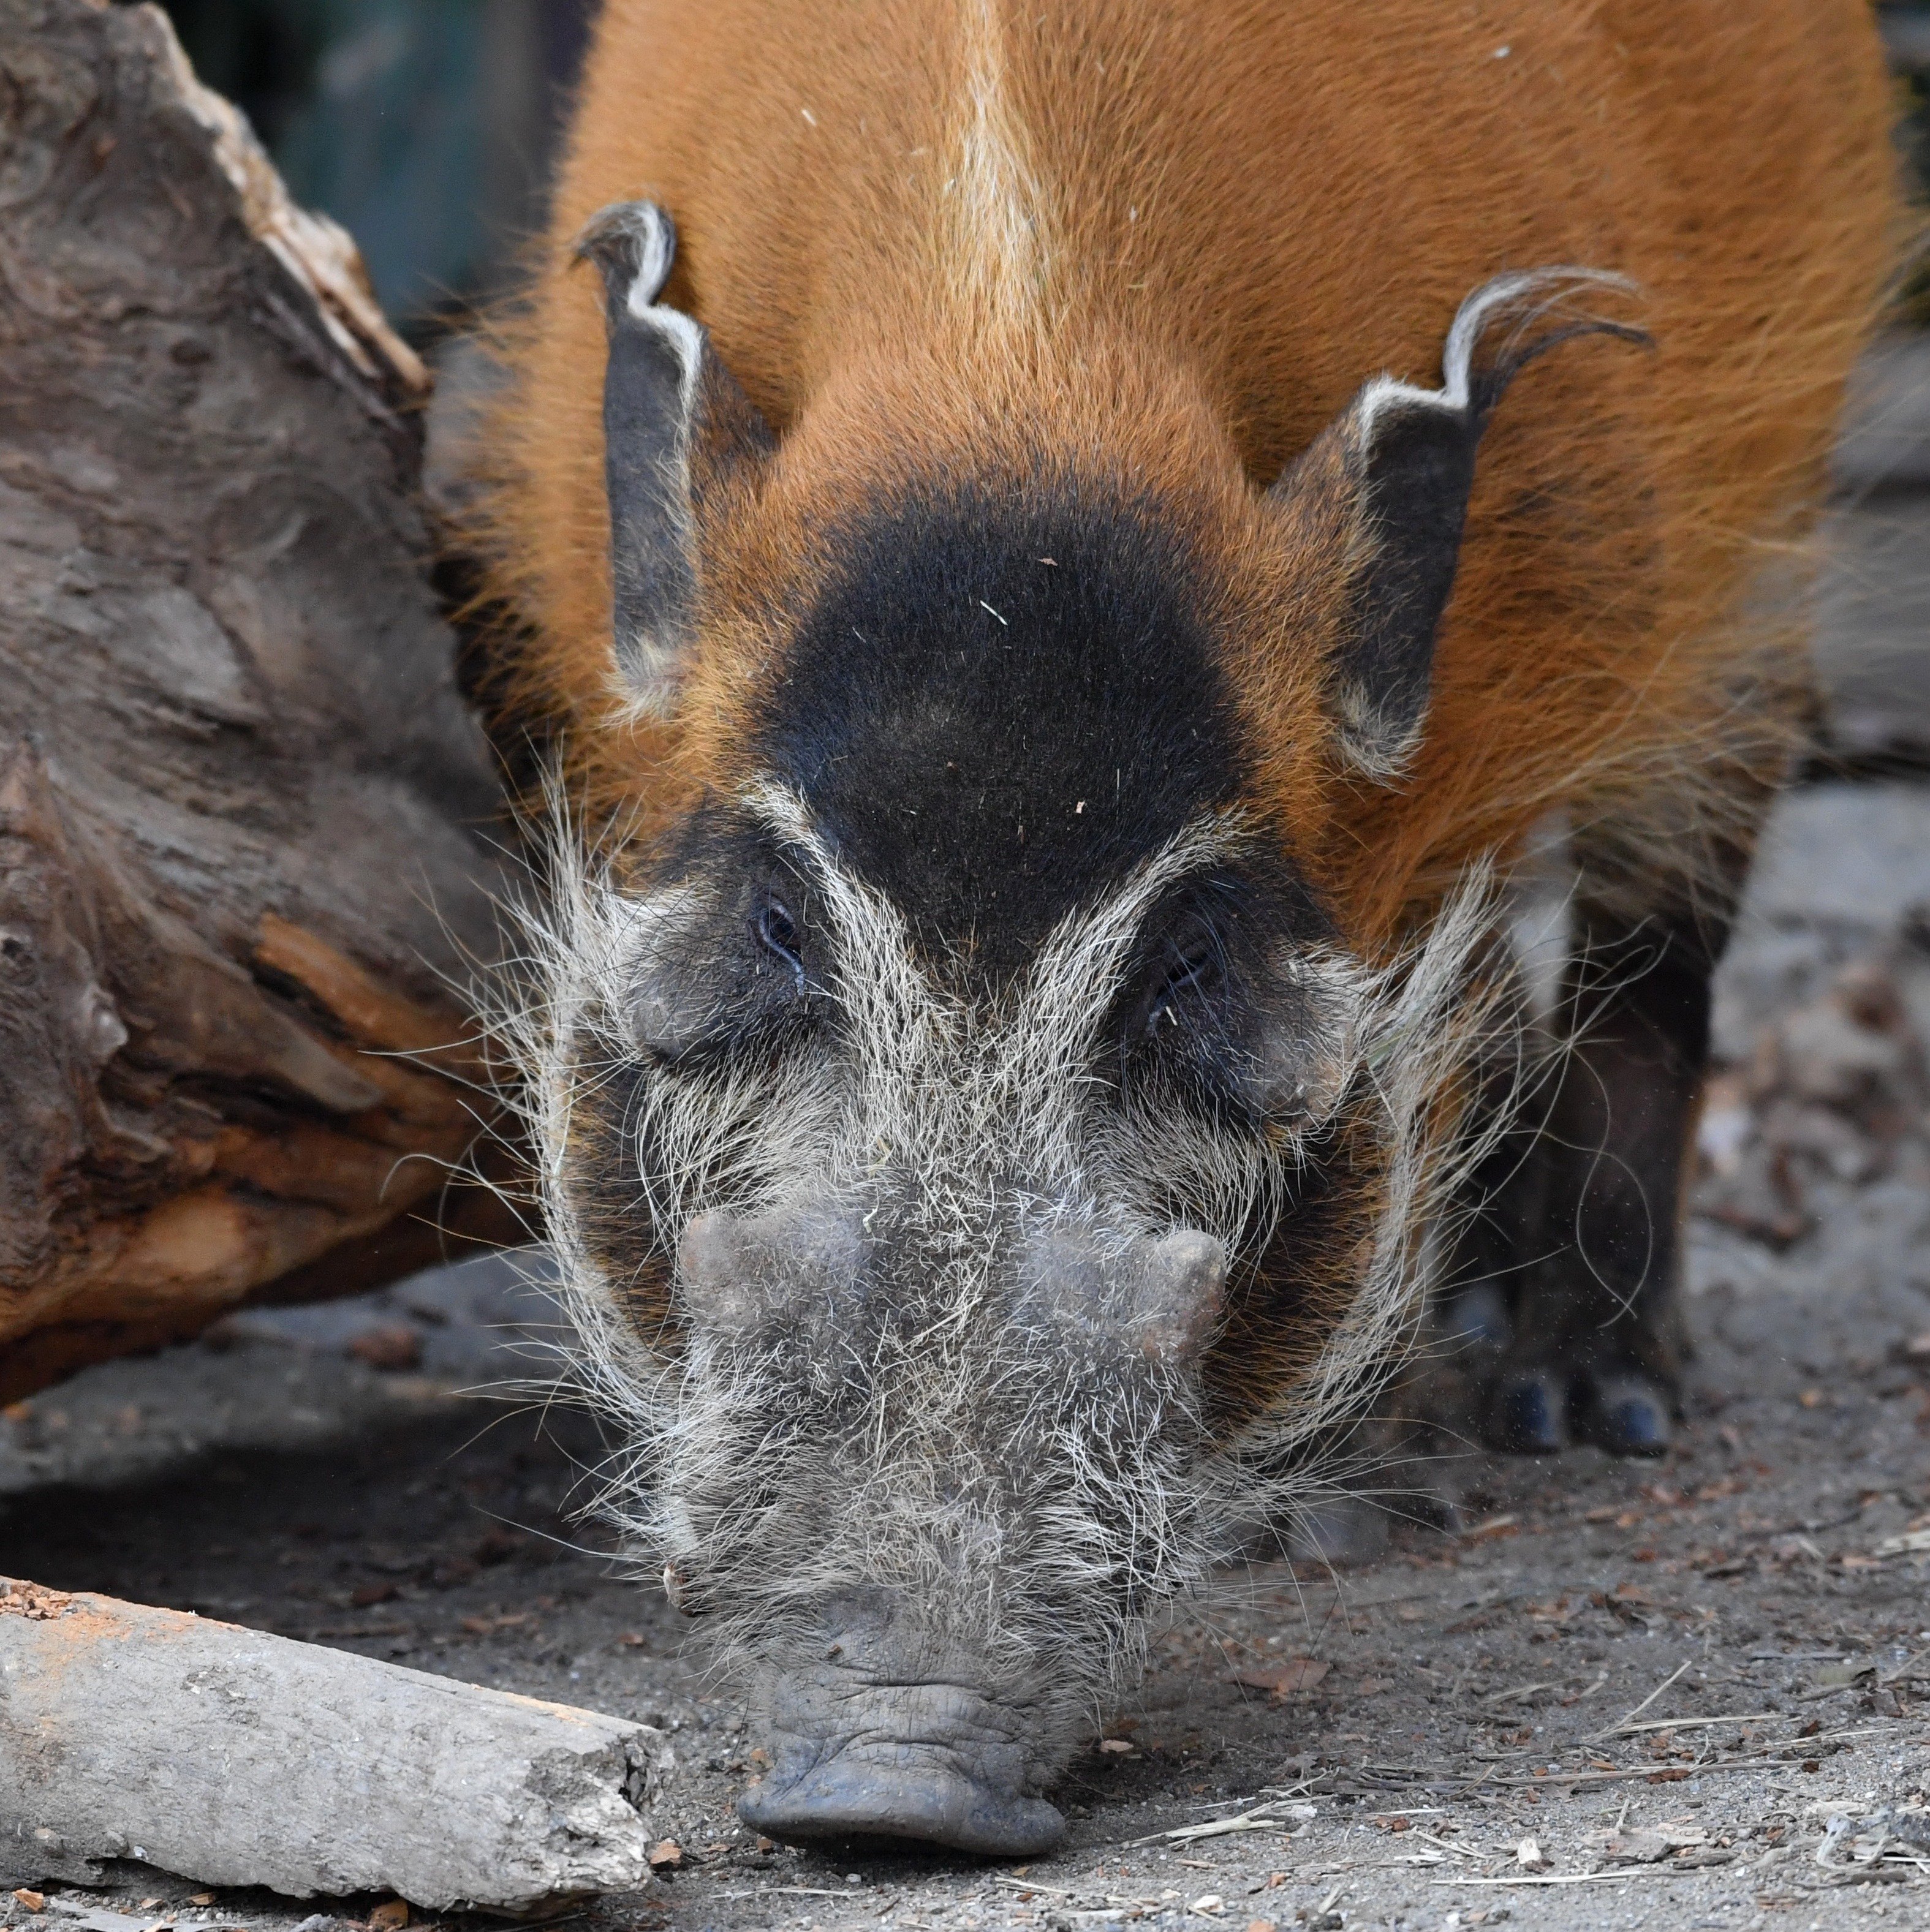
[1360,265,1645,439]
[575,200,679,315]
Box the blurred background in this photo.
[152,0,599,333]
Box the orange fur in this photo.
[475,0,1899,948]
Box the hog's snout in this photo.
[736,1596,1066,1855]
[736,1686,1066,1855]
[670,1207,1229,1851]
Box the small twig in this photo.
[1123,1806,1294,1848]
[1812,1866,1923,1890]
[1409,1830,1486,1863]
[1614,1712,1782,1734]
[1434,1871,1690,1887]
[1485,1680,1566,1706]
[1183,1778,1322,1814]
[1469,1752,1813,1789]
[1259,1776,1328,1801]
[1591,1659,1691,1740]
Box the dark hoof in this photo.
[1575,1373,1673,1457]
[738,1755,1065,1857]
[1486,1370,1568,1454]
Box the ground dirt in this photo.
[6,374,1930,1932]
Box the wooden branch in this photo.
[0,1579,669,1909]
[0,0,513,1398]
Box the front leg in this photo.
[1485,900,1720,1456]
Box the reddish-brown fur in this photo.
[479,0,1896,949]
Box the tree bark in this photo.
[0,0,513,1402]
[0,1578,669,1909]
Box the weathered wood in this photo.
[0,0,512,1400]
[0,1579,669,1909]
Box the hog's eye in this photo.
[754,894,806,990]
[1143,926,1224,1039]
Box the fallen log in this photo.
[0,0,516,1402]
[0,1579,669,1909]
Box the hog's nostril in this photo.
[737,1753,1065,1857]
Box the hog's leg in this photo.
[1436,949,1549,1359]
[1485,821,1759,1457]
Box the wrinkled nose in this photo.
[736,1597,1066,1857]
[736,1678,1065,1856]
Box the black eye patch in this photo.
[630,819,825,1064]
[1113,866,1335,1123]
[635,885,822,1065]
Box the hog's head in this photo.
[508,203,1637,1853]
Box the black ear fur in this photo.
[1271,269,1650,780]
[575,200,773,716]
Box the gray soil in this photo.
[6,350,1930,1932]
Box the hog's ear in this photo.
[575,201,774,717]
[1268,269,1648,782]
